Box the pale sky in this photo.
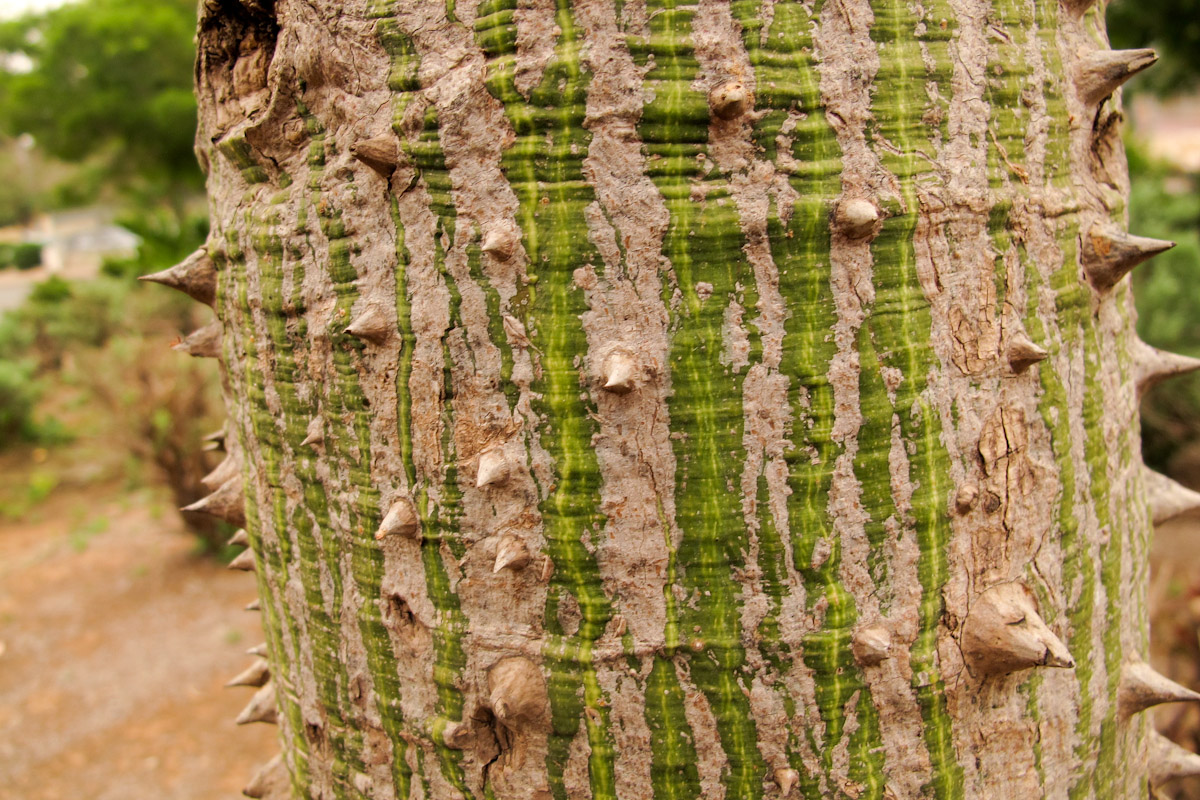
[0,0,74,21]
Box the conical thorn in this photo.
[1119,659,1200,717]
[851,624,893,667]
[602,350,637,394]
[960,582,1074,677]
[481,228,517,261]
[344,305,393,344]
[1144,467,1200,525]
[1007,333,1048,374]
[1131,338,1200,396]
[173,321,222,359]
[488,657,548,725]
[227,528,250,548]
[202,453,240,493]
[709,80,749,120]
[774,768,799,797]
[1075,49,1157,108]
[139,247,218,307]
[493,534,531,573]
[246,643,268,657]
[228,549,256,572]
[236,682,278,725]
[243,754,286,799]
[300,417,324,448]
[349,134,400,177]
[201,428,226,452]
[1082,223,1174,292]
[245,598,261,612]
[1149,731,1200,787]
[226,659,270,688]
[476,448,511,489]
[182,476,246,527]
[375,496,420,540]
[835,198,881,239]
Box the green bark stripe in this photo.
[633,3,770,796]
[473,4,618,798]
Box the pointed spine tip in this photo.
[226,658,270,688]
[835,198,881,239]
[1082,223,1175,292]
[181,476,246,527]
[476,448,511,489]
[139,247,218,308]
[172,321,222,359]
[236,682,278,726]
[709,80,749,120]
[349,134,400,177]
[481,228,517,261]
[961,582,1074,677]
[493,534,531,573]
[344,305,393,344]
[1119,659,1200,718]
[227,528,250,548]
[228,549,256,572]
[375,496,420,540]
[1150,732,1200,787]
[242,754,285,799]
[774,768,799,796]
[1144,467,1200,525]
[602,350,637,394]
[299,417,324,447]
[245,598,261,612]
[1007,333,1048,374]
[1075,48,1158,108]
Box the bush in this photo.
[0,359,41,442]
[0,242,42,270]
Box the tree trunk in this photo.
[169,0,1200,797]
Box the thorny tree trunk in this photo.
[157,0,1200,797]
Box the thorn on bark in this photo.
[482,228,517,261]
[1149,731,1200,788]
[493,535,531,573]
[1144,467,1200,525]
[202,453,240,493]
[375,496,420,540]
[1075,49,1157,108]
[774,768,799,797]
[247,643,268,657]
[245,598,261,612]
[226,658,271,688]
[1006,333,1048,374]
[1081,223,1174,292]
[954,484,979,515]
[1131,338,1200,396]
[476,448,511,489]
[488,657,548,727]
[227,528,250,548]
[344,305,393,344]
[1119,659,1200,718]
[349,134,400,177]
[228,549,256,572]
[851,624,893,667]
[440,719,474,750]
[182,476,246,527]
[236,682,278,725]
[139,247,218,308]
[835,198,881,239]
[709,80,749,120]
[602,350,637,394]
[202,427,226,452]
[300,417,324,447]
[960,582,1074,677]
[172,321,223,359]
[242,754,285,799]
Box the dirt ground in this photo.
[0,486,277,800]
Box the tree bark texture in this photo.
[188,0,1184,797]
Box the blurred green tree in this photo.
[1109,0,1200,95]
[0,0,201,201]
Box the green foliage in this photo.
[101,204,209,281]
[0,0,201,195]
[0,242,42,270]
[0,358,42,442]
[1109,0,1200,95]
[1128,142,1200,472]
